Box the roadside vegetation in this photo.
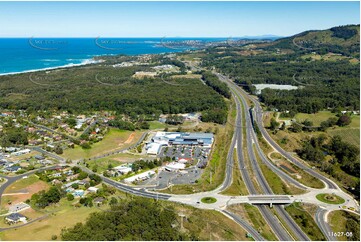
[329,210,360,241]
[284,202,326,241]
[228,204,278,241]
[253,145,305,195]
[221,149,249,196]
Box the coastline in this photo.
[0,58,103,77]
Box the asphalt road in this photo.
[247,92,338,190]
[315,208,337,241]
[222,210,266,241]
[217,72,310,241]
[0,165,60,206]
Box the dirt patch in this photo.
[124,132,135,144]
[3,181,49,207]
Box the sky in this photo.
[0,1,359,37]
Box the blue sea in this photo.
[0,38,224,75]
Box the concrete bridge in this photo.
[247,195,293,207]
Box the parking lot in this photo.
[139,167,203,189]
[158,146,211,168]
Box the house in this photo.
[64,170,74,176]
[34,155,45,160]
[5,165,21,172]
[51,172,62,178]
[93,197,105,205]
[113,165,132,175]
[78,179,89,186]
[66,174,79,182]
[5,213,27,224]
[51,179,63,186]
[87,187,99,193]
[72,189,84,197]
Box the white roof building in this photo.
[87,187,99,193]
[113,165,132,174]
[165,162,186,171]
[124,170,156,183]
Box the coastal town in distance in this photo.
[0,1,360,241]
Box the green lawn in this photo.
[295,111,337,126]
[62,128,144,161]
[148,121,167,130]
[327,116,360,147]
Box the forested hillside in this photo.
[201,25,360,115]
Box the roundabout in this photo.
[201,197,217,204]
[316,193,346,205]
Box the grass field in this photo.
[327,116,360,147]
[329,210,360,241]
[0,199,100,241]
[62,128,144,161]
[148,121,167,130]
[295,111,337,126]
[229,204,277,241]
[328,128,360,147]
[284,202,325,241]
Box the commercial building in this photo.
[147,132,214,155]
[165,162,186,171]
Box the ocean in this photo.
[0,38,224,75]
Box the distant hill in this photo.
[266,24,360,58]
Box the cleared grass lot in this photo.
[0,199,100,241]
[295,111,337,126]
[62,128,144,161]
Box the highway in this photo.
[217,72,310,241]
[247,91,338,190]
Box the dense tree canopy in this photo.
[61,198,188,241]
